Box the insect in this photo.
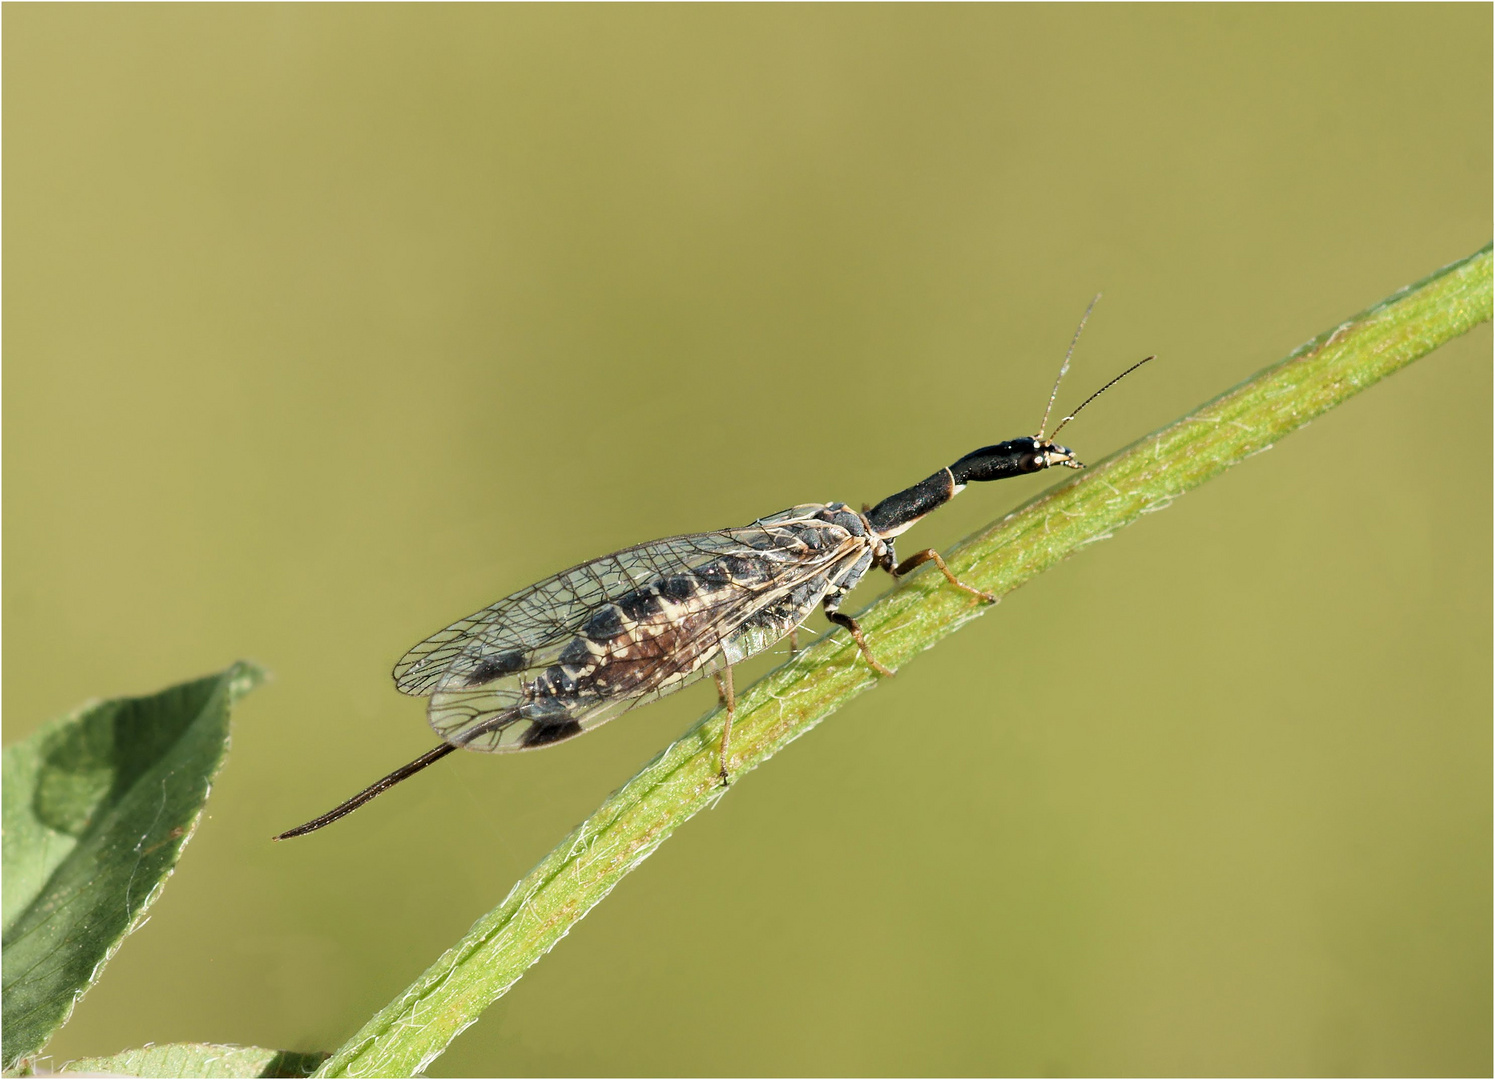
[276,299,1150,839]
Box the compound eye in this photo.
[1020,453,1044,472]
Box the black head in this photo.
[1014,435,1083,472]
[944,436,1082,488]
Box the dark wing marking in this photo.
[426,667,714,753]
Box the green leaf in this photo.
[1,663,264,1071]
[56,1042,327,1078]
[315,244,1491,1077]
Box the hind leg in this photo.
[714,663,736,785]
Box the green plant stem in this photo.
[316,244,1492,1078]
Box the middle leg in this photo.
[823,593,893,677]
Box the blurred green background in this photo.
[5,5,1490,1076]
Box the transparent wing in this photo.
[396,506,865,755]
[393,508,841,697]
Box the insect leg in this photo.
[823,593,893,677]
[787,628,800,655]
[717,662,736,785]
[892,549,998,603]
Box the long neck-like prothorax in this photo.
[865,437,1063,538]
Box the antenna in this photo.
[1037,293,1101,440]
[1048,354,1156,442]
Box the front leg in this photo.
[823,591,893,677]
[891,548,998,603]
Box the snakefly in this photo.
[275,298,1150,839]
